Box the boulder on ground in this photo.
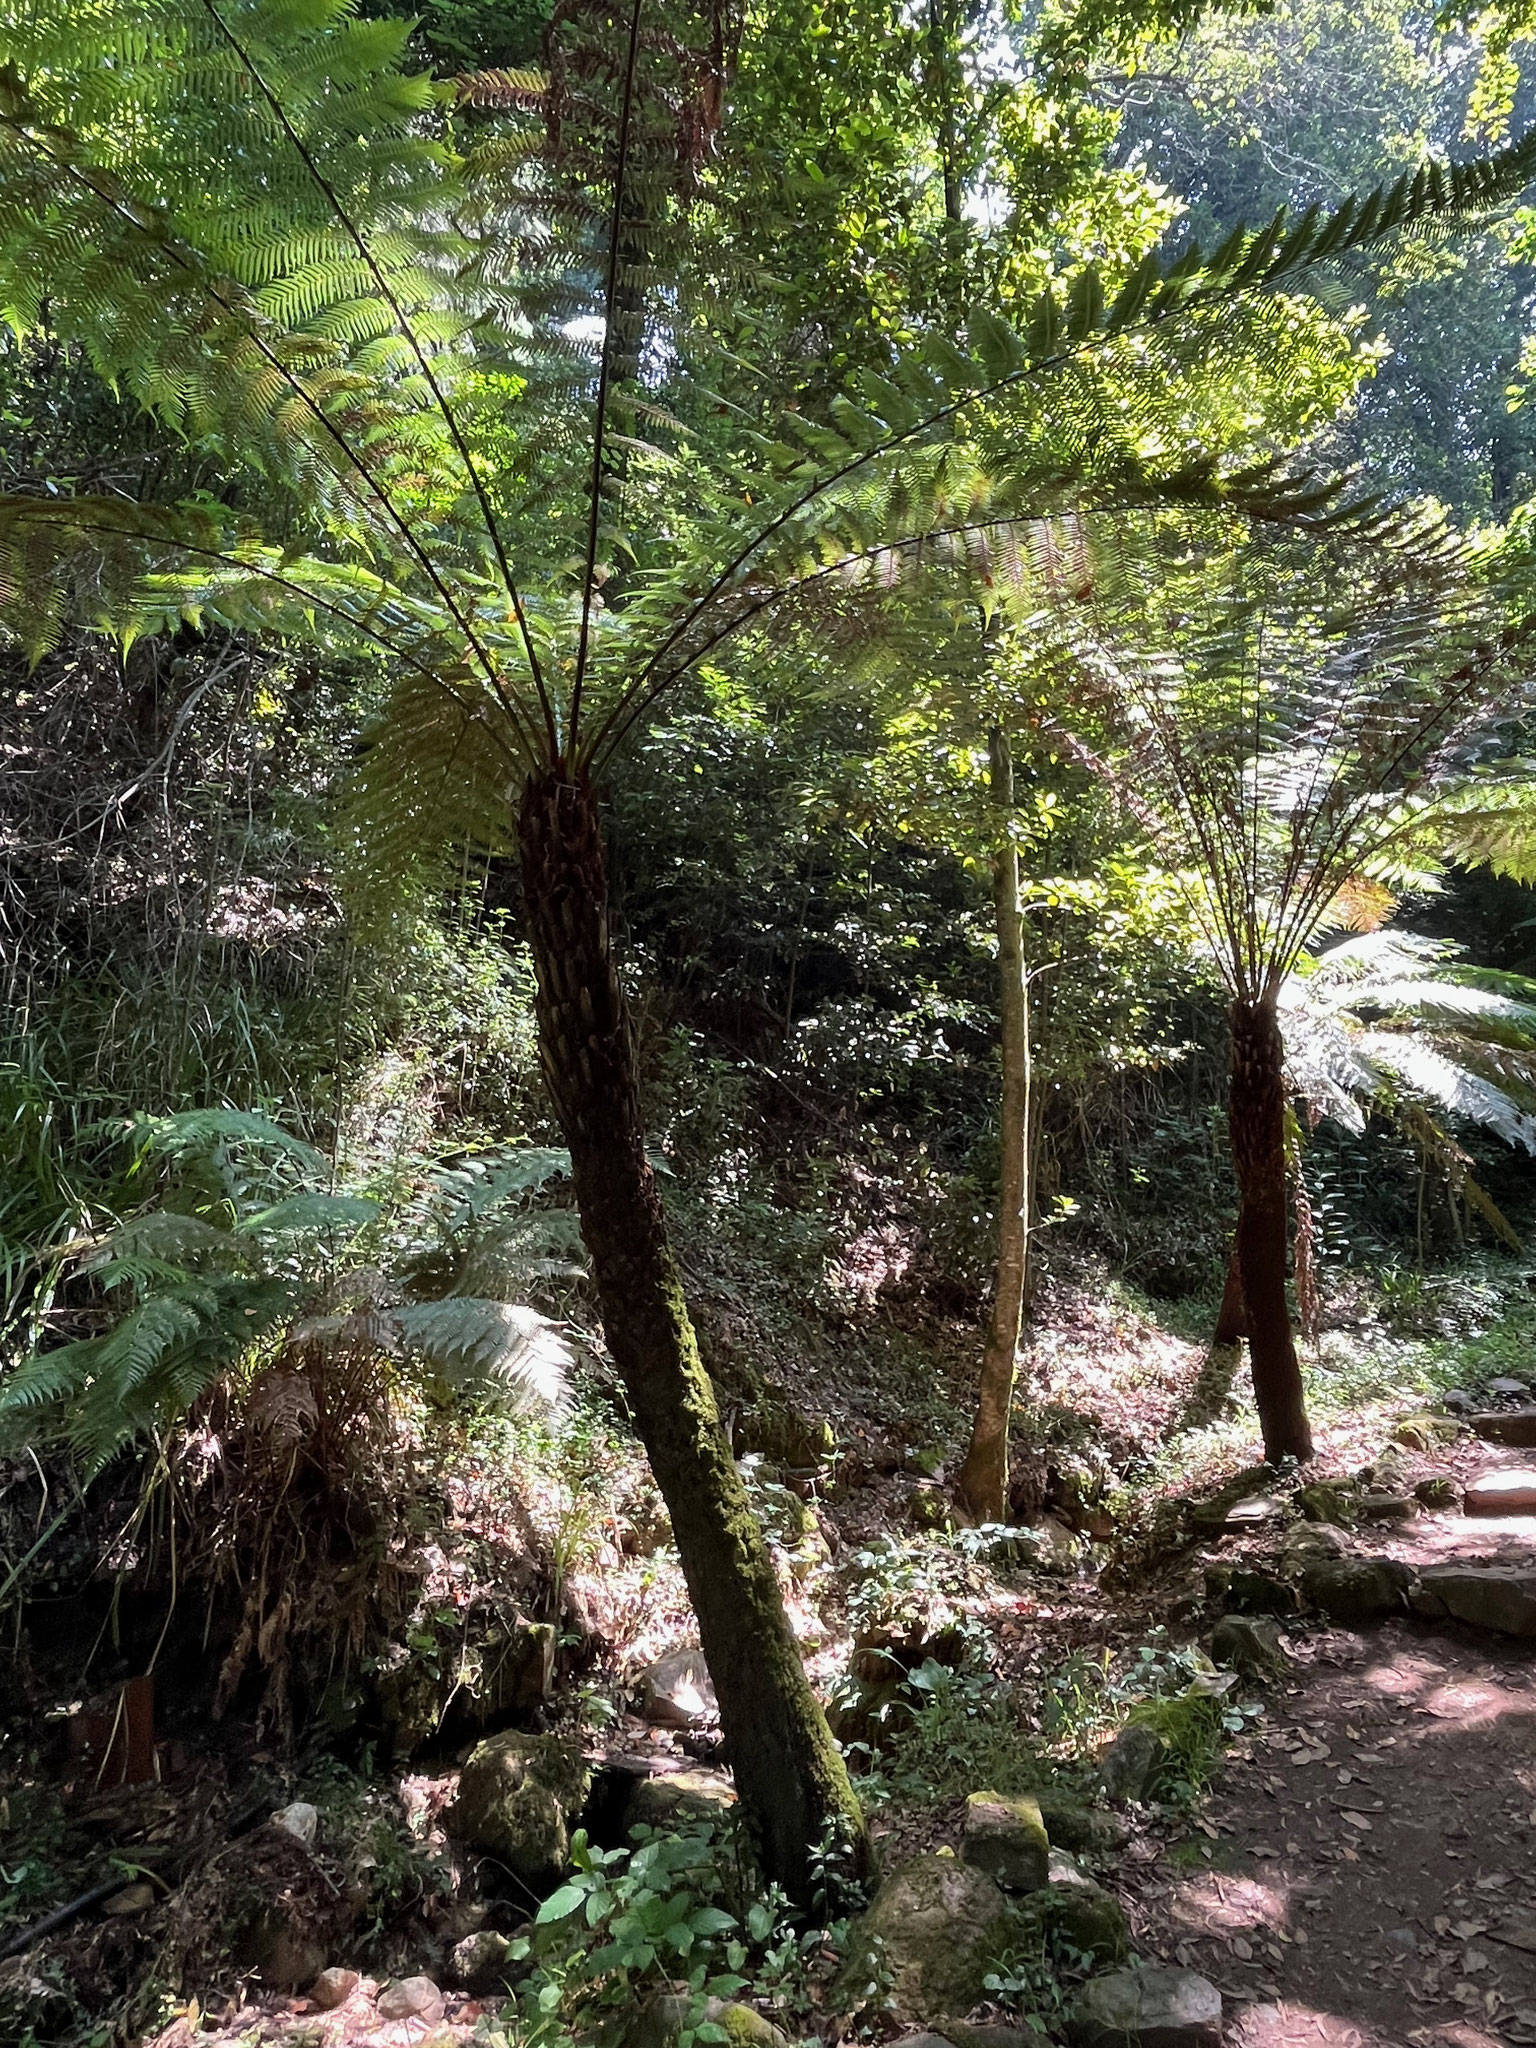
[1442,1388,1476,1414]
[376,1976,444,2023]
[1300,1555,1411,1624]
[1071,1965,1223,2048]
[732,1399,834,1470]
[450,1929,514,1993]
[1358,1493,1416,1523]
[1096,1723,1163,1803]
[1226,1568,1299,1616]
[309,1968,358,2011]
[448,1729,590,1885]
[636,1648,718,1728]
[1023,1880,1130,1969]
[1279,1522,1349,1568]
[835,1853,1019,2022]
[1390,1412,1460,1452]
[1464,1469,1536,1516]
[1412,1562,1536,1635]
[1489,1377,1532,1398]
[1470,1410,1536,1447]
[960,1791,1050,1892]
[1414,1475,1460,1511]
[1296,1480,1357,1527]
[1037,1796,1130,1855]
[628,1998,793,2048]
[1187,1468,1277,1534]
[626,1767,737,1833]
[1209,1615,1284,1679]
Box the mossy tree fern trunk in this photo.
[518,766,869,1902]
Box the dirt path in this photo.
[1130,1489,1536,2048]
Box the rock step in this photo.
[1412,1562,1536,1635]
[1464,1469,1536,1515]
[1470,1409,1536,1446]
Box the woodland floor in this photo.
[1132,1455,1536,2048]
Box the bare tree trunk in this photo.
[960,728,1029,1522]
[1227,996,1313,1462]
[518,767,869,1902]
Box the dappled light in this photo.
[7,0,1536,2046]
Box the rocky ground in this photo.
[10,1338,1536,2048]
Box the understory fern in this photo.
[0,1110,580,1472]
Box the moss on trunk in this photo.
[517,766,869,1903]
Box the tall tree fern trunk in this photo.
[1228,996,1313,1462]
[517,767,869,1903]
[960,727,1029,1522]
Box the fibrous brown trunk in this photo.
[960,728,1029,1524]
[1227,996,1313,1463]
[1213,1243,1247,1347]
[518,767,869,1902]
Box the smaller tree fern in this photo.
[1282,927,1536,1247]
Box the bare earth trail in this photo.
[1128,1488,1536,2048]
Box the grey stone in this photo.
[637,1648,718,1728]
[1300,1555,1411,1624]
[1037,1796,1131,1855]
[1071,1965,1223,2048]
[1470,1410,1536,1447]
[448,1729,590,1885]
[1464,1469,1536,1516]
[835,1853,1019,2022]
[310,1968,359,2010]
[1297,1481,1357,1527]
[1383,1927,1418,1955]
[1096,1722,1163,1803]
[960,1790,1050,1892]
[1280,1522,1349,1566]
[376,1976,444,2023]
[272,1800,318,1847]
[1412,1562,1536,1635]
[1209,1615,1284,1679]
[1414,1475,1460,1510]
[1029,1881,1130,1968]
[1223,1569,1299,1616]
[1358,1494,1416,1523]
[627,1767,737,1833]
[450,1929,513,1993]
[1489,1378,1531,1398]
[1049,1849,1095,1889]
[1442,1388,1476,1414]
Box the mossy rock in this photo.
[1391,1412,1461,1452]
[447,1730,590,1885]
[1036,1796,1130,1856]
[1019,1881,1131,1970]
[733,1399,834,1469]
[1297,1480,1358,1527]
[960,1791,1049,1892]
[626,1767,737,1834]
[628,1993,791,2048]
[835,1853,1021,2022]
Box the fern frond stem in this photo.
[13,502,520,769]
[594,516,1047,769]
[7,125,531,745]
[570,0,646,757]
[195,0,553,729]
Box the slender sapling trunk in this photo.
[960,728,1030,1522]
